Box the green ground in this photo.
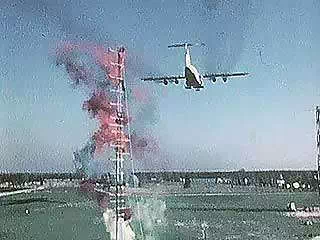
[1,185,320,239]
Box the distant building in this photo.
[293,182,300,189]
[216,177,223,184]
[243,177,249,185]
[276,174,285,188]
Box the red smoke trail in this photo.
[131,87,149,105]
[83,91,114,154]
[56,40,161,176]
[83,91,114,119]
[79,179,111,210]
[93,46,120,85]
[56,42,130,157]
[131,130,160,161]
[56,41,121,89]
[56,42,131,212]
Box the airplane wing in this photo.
[141,75,185,83]
[202,72,249,79]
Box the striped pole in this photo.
[316,106,320,195]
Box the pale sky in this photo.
[1,0,320,172]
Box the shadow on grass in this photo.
[0,197,67,206]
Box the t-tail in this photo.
[168,42,205,68]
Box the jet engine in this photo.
[163,80,168,85]
[222,77,227,83]
[211,76,216,83]
[174,79,179,84]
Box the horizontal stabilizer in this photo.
[142,75,185,81]
[168,42,205,48]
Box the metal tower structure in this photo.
[316,106,320,195]
[108,46,133,240]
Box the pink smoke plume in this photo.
[79,179,110,209]
[83,91,113,118]
[132,87,149,104]
[56,41,129,156]
[56,41,124,90]
[56,40,162,175]
[131,130,160,160]
[56,41,132,212]
[82,90,130,154]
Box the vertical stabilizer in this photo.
[168,42,204,68]
[185,44,191,68]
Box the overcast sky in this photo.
[1,0,320,172]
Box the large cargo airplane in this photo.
[141,43,249,91]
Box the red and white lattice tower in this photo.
[108,46,134,240]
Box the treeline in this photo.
[0,172,114,187]
[136,170,318,181]
[2,170,319,189]
[136,170,319,188]
[0,172,82,187]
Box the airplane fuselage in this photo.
[184,45,203,90]
[185,66,203,89]
[141,42,249,90]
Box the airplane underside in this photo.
[185,67,203,91]
[141,42,249,91]
[184,85,204,90]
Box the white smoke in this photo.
[103,208,136,240]
[131,197,167,240]
[73,139,96,178]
